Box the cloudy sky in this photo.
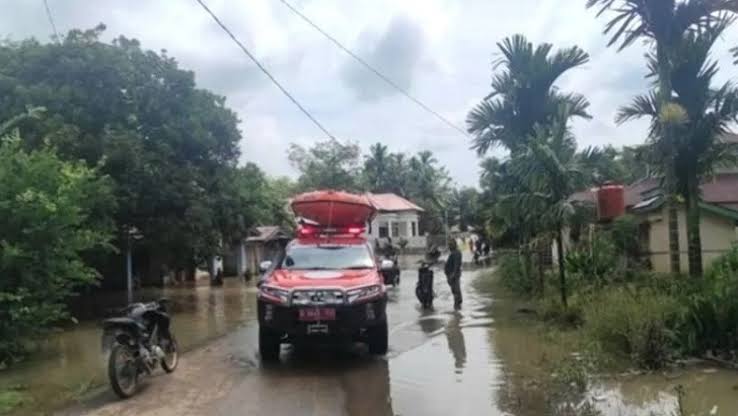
[3,0,738,187]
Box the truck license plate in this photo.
[299,308,336,321]
[307,323,329,334]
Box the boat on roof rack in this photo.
[290,190,376,228]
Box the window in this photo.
[282,245,374,270]
[411,222,416,237]
[391,223,399,237]
[378,225,389,238]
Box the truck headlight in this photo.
[346,285,383,304]
[259,285,290,305]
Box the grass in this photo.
[0,387,29,414]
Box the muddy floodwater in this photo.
[1,269,737,415]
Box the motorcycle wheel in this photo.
[160,334,179,373]
[108,344,139,399]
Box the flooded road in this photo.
[2,269,737,415]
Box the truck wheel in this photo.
[259,326,281,362]
[367,321,388,355]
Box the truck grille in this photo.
[291,289,345,306]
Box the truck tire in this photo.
[367,321,388,355]
[259,326,281,362]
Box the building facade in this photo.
[365,193,426,249]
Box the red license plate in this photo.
[298,308,336,321]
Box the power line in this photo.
[279,0,470,138]
[43,0,60,43]
[194,0,336,140]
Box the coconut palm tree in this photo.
[617,19,738,276]
[587,0,738,274]
[466,34,591,156]
[364,143,391,192]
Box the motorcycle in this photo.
[380,254,401,286]
[102,298,179,398]
[416,247,441,309]
[415,260,434,309]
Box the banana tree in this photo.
[587,0,738,274]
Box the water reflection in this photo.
[445,312,467,373]
[0,279,257,415]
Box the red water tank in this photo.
[597,184,625,221]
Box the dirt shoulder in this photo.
[59,332,252,416]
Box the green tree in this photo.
[364,143,393,193]
[287,138,362,191]
[0,131,115,362]
[617,20,738,276]
[587,0,738,274]
[466,34,591,155]
[450,187,482,232]
[0,25,250,282]
[505,109,598,306]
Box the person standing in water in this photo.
[444,239,463,309]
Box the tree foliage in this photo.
[0,25,278,278]
[287,139,455,234]
[288,138,362,191]
[0,131,115,363]
[466,34,591,155]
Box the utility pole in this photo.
[126,235,133,304]
[444,208,449,247]
[124,226,142,304]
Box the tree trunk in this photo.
[657,43,681,275]
[556,228,567,308]
[536,242,545,297]
[686,173,703,277]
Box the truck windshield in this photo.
[283,245,374,270]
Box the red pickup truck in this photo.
[256,191,389,361]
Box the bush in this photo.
[498,252,536,295]
[565,232,617,286]
[676,246,738,355]
[582,286,681,369]
[0,134,114,364]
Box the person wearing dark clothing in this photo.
[444,239,463,309]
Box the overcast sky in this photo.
[3,0,738,187]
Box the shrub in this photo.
[498,252,536,295]
[677,246,738,355]
[0,134,115,364]
[582,286,681,369]
[565,232,617,286]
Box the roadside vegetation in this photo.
[469,0,738,375]
[0,26,291,366]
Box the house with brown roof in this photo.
[627,174,738,272]
[365,193,426,249]
[569,172,738,273]
[223,226,291,276]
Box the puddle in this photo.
[0,278,257,415]
[2,268,737,416]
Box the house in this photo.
[223,226,290,276]
[629,174,738,272]
[560,173,738,273]
[365,193,427,250]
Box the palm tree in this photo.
[466,34,591,155]
[587,0,738,274]
[364,143,391,192]
[503,108,596,306]
[617,20,738,276]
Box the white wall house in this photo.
[365,193,426,249]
